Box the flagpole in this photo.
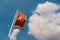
[8,10,18,37]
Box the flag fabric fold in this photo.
[14,10,26,30]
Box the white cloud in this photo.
[9,29,20,40]
[28,1,60,40]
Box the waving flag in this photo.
[14,10,26,30]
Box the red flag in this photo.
[14,10,26,30]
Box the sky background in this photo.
[0,0,60,40]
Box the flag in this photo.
[14,10,26,30]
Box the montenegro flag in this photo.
[14,10,26,30]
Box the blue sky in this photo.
[0,0,60,40]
